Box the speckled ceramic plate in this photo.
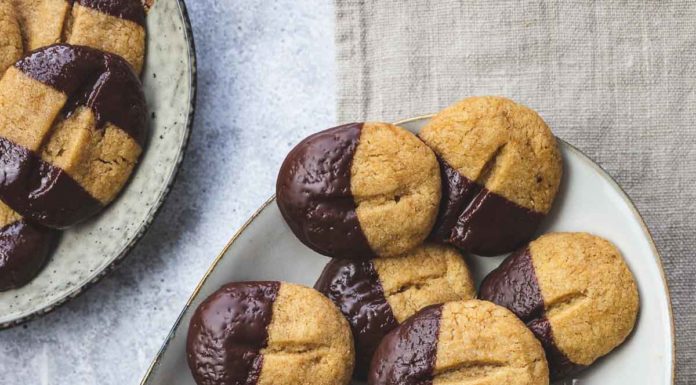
[140,117,674,385]
[0,0,196,328]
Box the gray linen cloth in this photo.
[335,1,694,382]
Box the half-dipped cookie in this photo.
[187,281,354,385]
[0,44,147,228]
[315,243,475,379]
[7,0,146,73]
[479,232,639,379]
[0,202,57,291]
[0,1,22,74]
[277,122,441,260]
[420,96,562,256]
[369,300,549,385]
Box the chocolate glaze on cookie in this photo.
[432,160,543,256]
[368,304,442,385]
[72,0,146,26]
[276,123,375,260]
[187,281,280,385]
[479,248,584,379]
[315,258,397,379]
[0,219,57,291]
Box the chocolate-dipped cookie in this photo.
[369,300,549,385]
[315,243,475,379]
[0,201,57,291]
[187,281,354,385]
[420,96,562,256]
[0,1,22,74]
[0,44,147,228]
[479,232,639,379]
[6,0,146,73]
[277,122,441,260]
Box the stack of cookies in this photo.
[0,0,149,291]
[186,96,639,385]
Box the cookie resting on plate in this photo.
[420,96,562,256]
[315,243,475,379]
[479,232,639,379]
[277,122,441,260]
[186,281,354,385]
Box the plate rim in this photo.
[139,115,675,385]
[0,0,198,330]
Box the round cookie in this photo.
[0,1,23,74]
[419,96,562,256]
[369,300,549,385]
[479,232,639,379]
[0,44,147,228]
[277,122,441,260]
[187,281,354,385]
[0,201,57,291]
[315,243,475,379]
[8,0,146,73]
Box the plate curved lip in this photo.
[139,115,675,385]
[0,0,198,330]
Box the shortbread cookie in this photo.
[0,44,147,228]
[0,1,22,74]
[369,300,549,385]
[420,96,562,256]
[479,232,639,379]
[277,122,441,259]
[187,281,354,385]
[315,243,475,379]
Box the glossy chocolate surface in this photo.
[74,0,146,26]
[15,44,148,146]
[0,137,103,229]
[368,304,442,385]
[315,258,397,379]
[432,159,543,256]
[186,281,280,385]
[0,219,57,291]
[276,123,375,260]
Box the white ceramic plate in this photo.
[140,116,674,385]
[0,0,196,328]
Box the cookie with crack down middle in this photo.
[0,44,147,228]
[186,281,354,385]
[420,96,562,256]
[315,243,475,379]
[277,122,441,260]
[479,232,639,379]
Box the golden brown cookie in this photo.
[315,243,475,379]
[369,300,549,385]
[479,232,639,379]
[7,0,146,73]
[420,96,562,256]
[0,1,23,74]
[277,122,441,260]
[0,44,147,228]
[187,281,354,385]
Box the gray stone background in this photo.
[0,1,336,384]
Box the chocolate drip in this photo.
[479,248,584,379]
[0,138,102,229]
[368,304,442,385]
[186,281,280,385]
[431,159,543,256]
[74,0,146,26]
[276,123,375,260]
[0,219,57,291]
[315,258,398,379]
[15,44,147,146]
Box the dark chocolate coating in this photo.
[0,137,103,229]
[15,44,148,146]
[73,0,146,26]
[315,258,398,379]
[0,219,57,291]
[276,123,375,260]
[186,281,280,385]
[368,304,442,385]
[479,248,585,379]
[431,159,543,256]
